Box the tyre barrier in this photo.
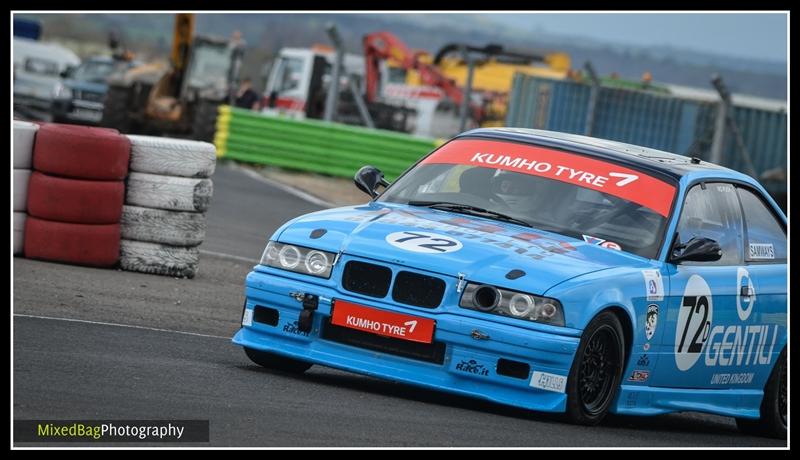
[127,135,216,178]
[126,172,213,213]
[14,169,31,212]
[27,171,125,224]
[119,240,199,278]
[33,123,131,180]
[24,217,120,267]
[14,212,27,256]
[121,205,207,247]
[14,120,38,169]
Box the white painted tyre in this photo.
[119,239,199,278]
[14,212,27,255]
[121,205,206,246]
[14,169,31,212]
[14,121,38,169]
[126,135,217,178]
[126,172,213,212]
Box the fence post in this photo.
[584,61,600,136]
[324,23,344,122]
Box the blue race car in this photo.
[233,128,787,438]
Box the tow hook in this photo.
[471,329,490,340]
[298,294,319,333]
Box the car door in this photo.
[730,186,787,387]
[650,182,745,388]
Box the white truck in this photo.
[13,38,81,116]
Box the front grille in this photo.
[321,317,446,364]
[75,90,104,103]
[342,261,392,298]
[392,271,445,308]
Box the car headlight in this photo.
[52,82,72,99]
[260,241,336,279]
[459,283,565,327]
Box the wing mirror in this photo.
[670,236,723,263]
[354,165,389,199]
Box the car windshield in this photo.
[72,60,115,81]
[379,138,678,259]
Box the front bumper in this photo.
[232,268,581,413]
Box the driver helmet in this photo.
[491,171,536,209]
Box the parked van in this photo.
[13,38,81,113]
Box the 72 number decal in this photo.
[386,231,464,254]
[674,275,714,371]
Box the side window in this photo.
[737,187,787,262]
[674,183,744,265]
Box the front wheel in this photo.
[736,348,786,439]
[244,347,313,374]
[564,311,626,425]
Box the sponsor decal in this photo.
[626,391,639,407]
[455,359,490,376]
[386,231,463,254]
[421,139,677,217]
[645,304,659,341]
[675,275,714,371]
[529,371,567,393]
[627,370,650,382]
[582,234,605,245]
[642,269,664,301]
[748,243,775,260]
[715,184,735,193]
[643,342,650,352]
[702,269,777,369]
[282,321,309,337]
[582,235,622,251]
[600,241,622,251]
[710,372,755,385]
[331,300,435,344]
[637,354,651,367]
[241,308,253,327]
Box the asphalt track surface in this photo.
[13,163,786,447]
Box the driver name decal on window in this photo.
[422,139,677,217]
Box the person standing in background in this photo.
[235,77,259,110]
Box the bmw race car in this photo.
[233,128,787,438]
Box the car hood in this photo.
[277,203,652,294]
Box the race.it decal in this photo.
[645,304,659,341]
[704,267,777,371]
[421,139,677,217]
[385,231,463,254]
[748,243,775,260]
[675,275,713,371]
[627,370,650,383]
[642,269,664,302]
[529,371,567,393]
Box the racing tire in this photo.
[121,205,207,246]
[126,172,214,212]
[33,123,130,180]
[119,239,199,278]
[27,171,125,224]
[101,84,133,134]
[14,169,31,212]
[736,348,787,439]
[191,98,220,143]
[14,120,38,169]
[126,135,217,178]
[14,212,27,256]
[564,310,626,426]
[243,347,313,374]
[24,217,120,267]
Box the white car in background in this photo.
[13,38,81,114]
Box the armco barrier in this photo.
[214,106,439,181]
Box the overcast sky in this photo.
[484,12,788,63]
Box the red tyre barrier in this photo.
[33,123,131,180]
[27,171,124,224]
[24,217,120,267]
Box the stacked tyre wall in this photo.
[120,136,216,278]
[13,121,216,278]
[24,124,130,267]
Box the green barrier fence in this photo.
[214,106,440,181]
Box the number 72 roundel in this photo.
[675,274,714,371]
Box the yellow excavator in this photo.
[101,14,244,141]
[400,43,571,126]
